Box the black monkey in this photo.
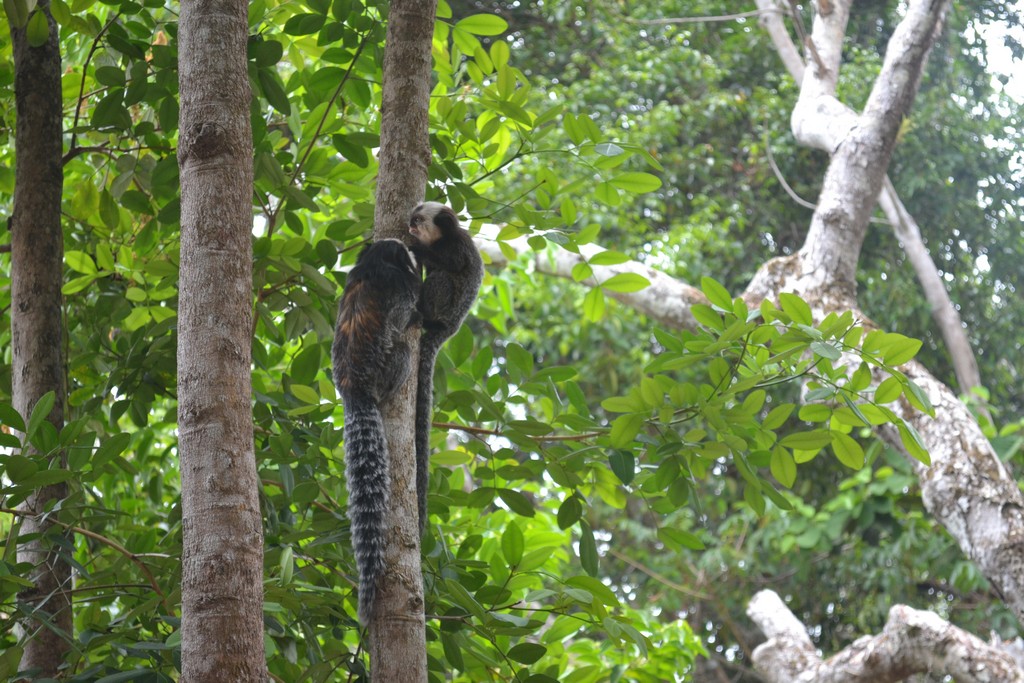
[407,202,484,532]
[332,238,421,624]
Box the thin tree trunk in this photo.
[367,0,437,679]
[176,0,264,677]
[9,1,73,675]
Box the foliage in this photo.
[0,0,1020,681]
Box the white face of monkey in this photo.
[408,201,448,246]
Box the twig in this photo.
[434,421,602,442]
[607,547,710,599]
[0,506,172,615]
[763,132,816,210]
[628,8,780,25]
[763,130,888,223]
[69,14,121,156]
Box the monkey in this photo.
[332,238,421,624]
[407,202,484,533]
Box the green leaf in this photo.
[770,446,796,487]
[658,527,705,550]
[570,259,589,283]
[557,496,582,529]
[897,421,930,465]
[874,376,903,404]
[762,403,794,430]
[505,342,534,376]
[594,181,621,206]
[25,391,55,444]
[578,522,599,575]
[5,455,38,482]
[582,287,605,321]
[608,172,661,193]
[507,642,547,665]
[498,488,535,517]
[778,293,813,326]
[92,91,131,131]
[3,0,33,28]
[440,632,465,671]
[290,346,321,385]
[797,404,831,423]
[567,575,619,607]
[609,413,643,448]
[608,450,635,484]
[258,69,290,115]
[95,66,127,87]
[831,432,865,469]
[810,341,841,360]
[26,8,49,46]
[490,38,510,67]
[22,469,74,488]
[904,378,934,415]
[291,384,320,404]
[455,13,508,35]
[559,198,577,225]
[93,432,132,470]
[0,402,26,433]
[780,429,831,450]
[563,114,585,145]
[66,250,98,275]
[700,277,733,311]
[600,273,650,293]
[501,521,524,565]
[882,335,922,366]
[252,38,283,67]
[594,142,624,156]
[588,250,629,266]
[691,304,724,330]
[744,483,766,515]
[283,12,325,35]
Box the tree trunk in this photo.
[9,1,73,675]
[176,0,264,677]
[366,0,437,679]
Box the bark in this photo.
[176,0,265,678]
[747,590,1024,682]
[9,1,73,675]
[366,0,437,679]
[757,0,982,394]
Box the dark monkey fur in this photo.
[332,239,421,624]
[408,202,484,532]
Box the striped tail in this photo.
[343,395,390,624]
[415,334,443,534]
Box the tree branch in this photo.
[477,236,705,330]
[747,589,1024,682]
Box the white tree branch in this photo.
[748,590,1024,682]
[478,237,705,330]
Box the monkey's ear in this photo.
[435,208,459,233]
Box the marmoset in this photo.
[407,202,484,532]
[332,238,421,624]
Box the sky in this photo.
[979,6,1024,102]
